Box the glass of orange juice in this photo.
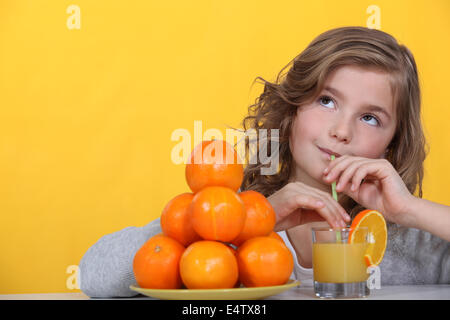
[312,227,369,298]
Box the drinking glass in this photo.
[312,227,370,298]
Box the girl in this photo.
[241,26,449,285]
[79,26,449,298]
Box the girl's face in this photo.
[289,65,397,192]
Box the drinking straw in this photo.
[330,155,338,202]
[330,155,341,242]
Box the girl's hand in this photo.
[268,182,351,231]
[322,155,415,225]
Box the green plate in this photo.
[130,279,300,300]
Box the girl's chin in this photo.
[298,173,331,192]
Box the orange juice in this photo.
[313,243,368,283]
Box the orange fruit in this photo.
[185,140,243,193]
[236,236,294,287]
[189,186,246,242]
[348,209,387,266]
[133,234,185,289]
[224,243,241,288]
[179,240,239,289]
[160,192,201,246]
[232,190,276,246]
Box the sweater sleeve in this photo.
[79,218,162,298]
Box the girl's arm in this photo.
[402,197,450,242]
[78,218,161,298]
[323,155,450,241]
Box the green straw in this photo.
[331,155,338,202]
[330,155,341,242]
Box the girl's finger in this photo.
[293,194,343,228]
[308,193,347,228]
[350,162,385,192]
[315,205,346,228]
[323,154,348,174]
[335,159,371,192]
[291,182,350,226]
[336,202,352,222]
[297,183,350,223]
[321,192,351,225]
[306,184,351,224]
[323,155,357,184]
[293,194,326,211]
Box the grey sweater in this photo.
[79,218,449,298]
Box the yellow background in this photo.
[1,0,449,294]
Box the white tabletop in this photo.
[270,284,450,300]
[1,285,449,300]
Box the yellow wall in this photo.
[1,0,449,294]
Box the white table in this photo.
[271,284,450,300]
[1,285,449,300]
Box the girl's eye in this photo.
[318,95,335,109]
[361,114,380,126]
[318,95,381,127]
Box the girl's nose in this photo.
[329,117,352,143]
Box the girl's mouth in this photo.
[318,147,342,160]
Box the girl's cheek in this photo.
[350,126,392,159]
[355,140,389,159]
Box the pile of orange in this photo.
[133,140,294,289]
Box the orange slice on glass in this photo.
[348,209,387,266]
